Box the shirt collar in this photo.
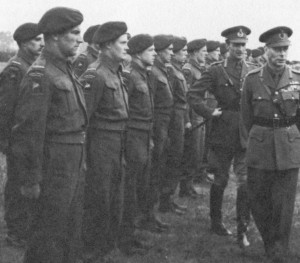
[131,58,148,78]
[17,49,36,65]
[100,53,122,73]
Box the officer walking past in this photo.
[120,34,156,254]
[188,26,256,248]
[79,21,129,259]
[241,26,300,262]
[180,39,208,197]
[0,23,43,247]
[10,7,87,263]
[73,24,100,77]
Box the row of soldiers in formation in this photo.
[0,6,300,263]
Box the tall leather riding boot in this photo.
[210,184,231,235]
[236,184,250,247]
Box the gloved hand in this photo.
[20,183,41,199]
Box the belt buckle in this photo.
[272,117,280,128]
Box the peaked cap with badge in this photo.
[259,26,292,47]
[221,25,251,43]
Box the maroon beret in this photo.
[128,34,153,54]
[93,21,127,44]
[173,36,187,53]
[154,34,174,51]
[220,42,228,55]
[207,40,220,52]
[13,23,40,43]
[38,7,83,34]
[251,49,262,58]
[83,24,101,43]
[187,39,207,53]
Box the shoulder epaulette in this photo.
[291,67,300,75]
[247,66,263,76]
[210,61,223,67]
[182,63,192,71]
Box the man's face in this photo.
[266,46,288,69]
[208,47,220,62]
[173,45,188,63]
[158,44,173,63]
[139,44,156,66]
[24,34,44,57]
[108,34,129,62]
[228,42,246,60]
[57,26,82,58]
[195,46,207,64]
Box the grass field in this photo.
[1,155,300,263]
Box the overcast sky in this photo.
[1,0,300,60]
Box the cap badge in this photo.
[279,31,285,40]
[237,29,244,38]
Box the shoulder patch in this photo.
[210,61,223,67]
[182,63,192,71]
[291,67,300,75]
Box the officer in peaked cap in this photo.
[0,22,43,248]
[12,7,88,263]
[242,26,300,261]
[180,38,208,198]
[188,25,257,248]
[73,24,101,77]
[206,40,221,66]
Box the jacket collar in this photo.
[17,49,36,66]
[100,53,122,73]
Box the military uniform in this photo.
[188,25,256,241]
[73,45,99,77]
[241,26,300,259]
[12,48,88,263]
[159,58,188,205]
[80,51,129,254]
[150,57,174,207]
[0,49,37,242]
[181,58,206,188]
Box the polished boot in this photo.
[210,184,232,236]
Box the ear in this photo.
[264,45,268,53]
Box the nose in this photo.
[77,35,83,43]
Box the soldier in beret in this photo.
[241,26,300,262]
[159,36,189,214]
[79,21,130,259]
[180,39,208,198]
[119,33,157,254]
[188,26,257,248]
[250,48,263,66]
[73,24,100,77]
[206,40,221,66]
[0,22,43,248]
[219,42,229,61]
[10,7,87,263]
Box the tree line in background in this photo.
[0,31,16,62]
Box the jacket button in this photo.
[274,114,278,117]
[275,91,279,95]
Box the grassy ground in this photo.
[1,155,300,263]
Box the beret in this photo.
[128,34,154,54]
[38,7,83,34]
[251,49,262,58]
[207,40,220,52]
[258,46,265,54]
[93,21,127,44]
[220,43,228,55]
[246,48,251,56]
[13,23,40,43]
[83,24,101,43]
[221,26,251,43]
[259,26,292,47]
[173,36,187,53]
[154,34,174,51]
[187,39,207,53]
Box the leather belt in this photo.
[253,116,297,128]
